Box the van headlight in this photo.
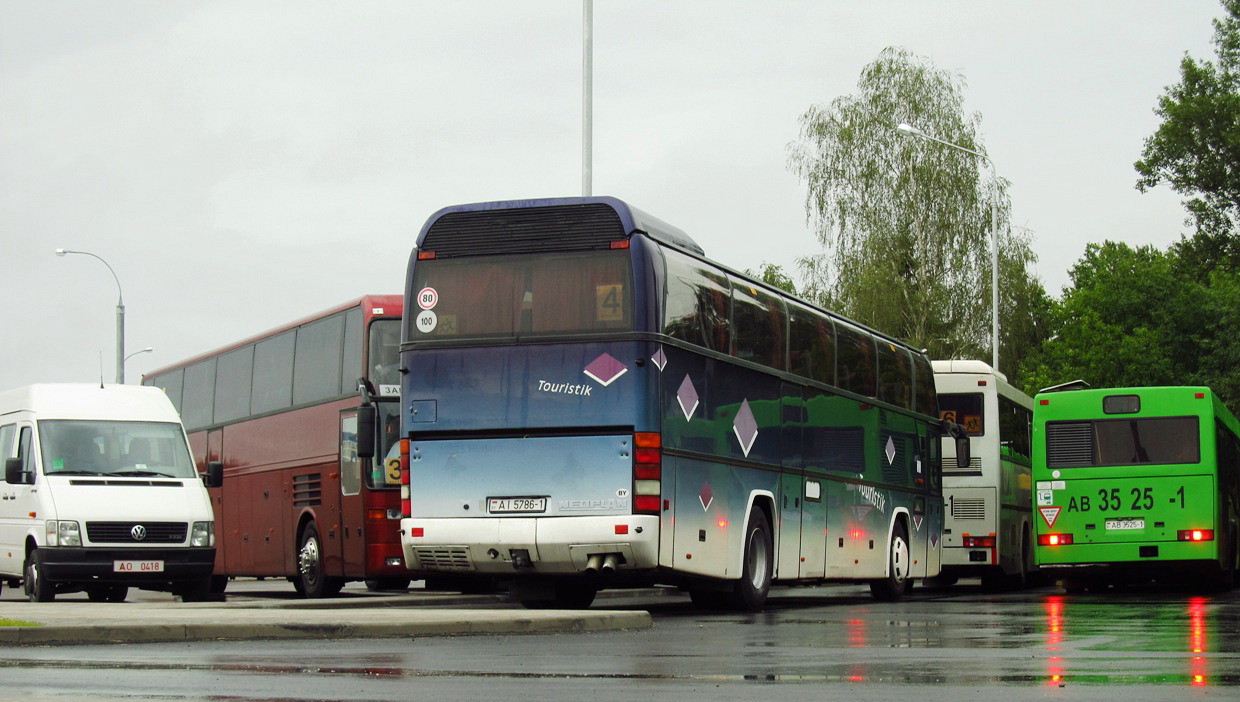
[190,521,214,547]
[46,520,81,547]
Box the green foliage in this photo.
[745,262,798,295]
[1136,0,1240,274]
[1019,241,1240,413]
[788,47,1047,379]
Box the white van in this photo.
[0,384,220,602]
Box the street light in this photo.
[55,248,126,384]
[124,346,154,366]
[896,122,1000,372]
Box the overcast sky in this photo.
[0,1,1222,391]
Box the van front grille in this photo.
[87,522,187,544]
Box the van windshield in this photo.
[38,420,197,479]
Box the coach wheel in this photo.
[729,508,773,610]
[297,523,343,598]
[870,521,910,601]
[24,549,55,602]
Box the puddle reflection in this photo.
[1042,593,1215,686]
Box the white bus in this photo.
[0,384,219,602]
[933,360,1035,588]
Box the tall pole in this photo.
[55,248,125,384]
[582,0,593,196]
[896,123,1000,372]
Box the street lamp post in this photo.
[896,122,1000,372]
[55,248,126,384]
[124,346,154,375]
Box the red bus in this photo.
[143,295,407,596]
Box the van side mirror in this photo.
[203,460,223,488]
[5,457,28,485]
[357,403,377,459]
[956,436,971,470]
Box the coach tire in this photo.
[728,508,773,611]
[869,521,910,602]
[297,522,343,598]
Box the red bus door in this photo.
[338,410,366,578]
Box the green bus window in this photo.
[1047,417,1200,467]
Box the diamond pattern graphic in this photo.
[733,399,758,457]
[885,436,897,465]
[699,482,714,511]
[583,353,628,387]
[651,347,667,372]
[676,375,699,420]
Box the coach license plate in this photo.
[113,560,164,573]
[1105,518,1145,531]
[488,497,547,513]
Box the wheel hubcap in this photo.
[747,529,770,590]
[299,537,320,580]
[891,538,909,582]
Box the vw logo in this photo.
[130,525,147,541]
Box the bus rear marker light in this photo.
[1178,529,1214,541]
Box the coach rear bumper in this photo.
[401,515,660,575]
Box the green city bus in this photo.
[1032,386,1240,592]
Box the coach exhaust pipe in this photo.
[601,554,619,575]
[584,554,603,575]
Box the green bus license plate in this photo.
[488,497,547,513]
[1105,518,1145,530]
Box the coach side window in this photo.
[661,249,731,353]
[835,322,876,398]
[181,359,216,431]
[788,303,835,386]
[876,342,913,410]
[730,277,787,370]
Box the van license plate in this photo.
[113,560,164,573]
[488,497,547,513]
